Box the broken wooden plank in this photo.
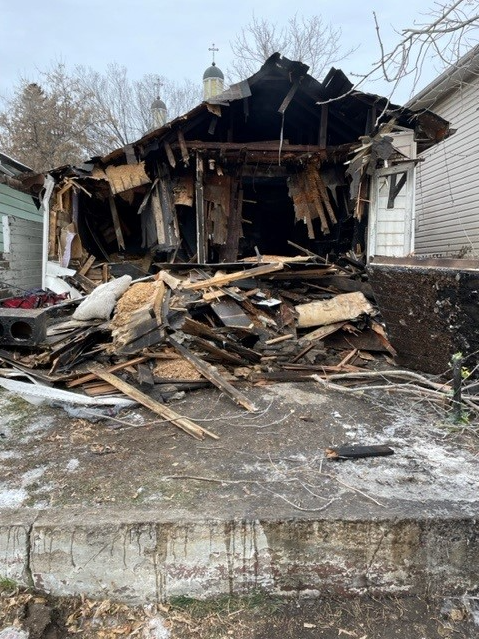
[314,171,338,225]
[195,152,206,263]
[163,141,176,168]
[190,336,247,366]
[278,80,300,115]
[177,129,190,166]
[182,317,261,362]
[78,255,96,277]
[109,195,126,251]
[137,363,155,386]
[92,368,218,440]
[265,334,294,345]
[183,262,284,290]
[168,335,258,412]
[70,272,97,294]
[67,355,150,388]
[302,321,347,341]
[324,326,393,353]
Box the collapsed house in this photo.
[0,55,456,426]
[27,53,449,289]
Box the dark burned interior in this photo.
[42,54,450,273]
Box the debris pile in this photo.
[0,251,398,437]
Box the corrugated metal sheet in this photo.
[0,183,41,253]
[414,72,479,256]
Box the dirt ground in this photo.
[1,583,479,639]
[1,378,478,517]
[2,374,479,637]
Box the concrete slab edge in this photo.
[1,510,478,603]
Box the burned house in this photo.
[0,54,459,387]
[33,53,449,288]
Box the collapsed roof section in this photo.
[25,54,450,280]
[100,53,449,165]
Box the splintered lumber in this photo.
[302,321,347,341]
[67,355,149,388]
[182,317,261,362]
[109,195,126,251]
[71,272,97,294]
[168,335,258,412]
[295,292,375,328]
[92,368,219,440]
[324,326,393,353]
[182,262,284,290]
[265,334,294,345]
[78,254,96,276]
[190,336,247,366]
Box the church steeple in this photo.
[203,43,224,100]
[151,79,167,129]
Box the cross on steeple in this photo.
[208,43,219,65]
[155,77,164,98]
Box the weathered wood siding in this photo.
[0,216,43,290]
[415,75,479,256]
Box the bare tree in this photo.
[371,0,479,98]
[229,13,353,80]
[0,64,97,172]
[75,64,202,151]
[0,62,203,170]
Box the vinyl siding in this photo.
[0,216,43,290]
[415,75,479,256]
[0,183,41,253]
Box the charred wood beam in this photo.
[278,80,301,114]
[319,104,328,147]
[195,152,207,263]
[169,141,358,163]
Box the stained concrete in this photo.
[1,380,479,603]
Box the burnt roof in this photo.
[98,53,449,166]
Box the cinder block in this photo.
[0,308,48,346]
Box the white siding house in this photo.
[409,45,479,256]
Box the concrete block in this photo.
[0,308,47,346]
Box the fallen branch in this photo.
[312,375,448,403]
[318,369,452,393]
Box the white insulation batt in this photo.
[295,292,375,328]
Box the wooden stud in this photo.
[168,336,258,412]
[92,368,219,440]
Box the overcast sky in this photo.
[0,1,473,104]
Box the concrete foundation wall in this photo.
[2,512,478,603]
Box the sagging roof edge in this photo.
[407,44,479,111]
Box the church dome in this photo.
[151,97,167,110]
[203,62,224,80]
